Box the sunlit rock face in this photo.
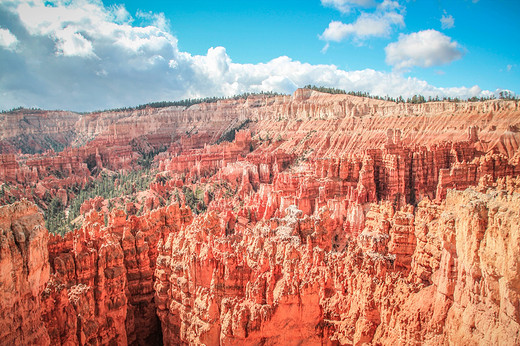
[0,90,519,345]
[0,200,50,345]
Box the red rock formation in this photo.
[0,154,20,182]
[0,90,519,345]
[0,200,50,345]
[39,202,193,345]
[153,185,520,345]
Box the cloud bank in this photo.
[0,0,492,111]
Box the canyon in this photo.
[0,89,519,345]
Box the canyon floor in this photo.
[1,89,519,345]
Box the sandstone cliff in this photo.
[0,109,79,154]
[0,200,50,345]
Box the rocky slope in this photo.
[41,204,192,345]
[0,89,519,345]
[0,109,79,154]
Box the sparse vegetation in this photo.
[136,147,168,169]
[0,107,44,114]
[182,186,206,214]
[0,183,17,205]
[67,169,153,221]
[303,85,347,95]
[41,168,154,235]
[3,88,517,116]
[498,90,516,100]
[216,119,251,144]
[45,197,69,235]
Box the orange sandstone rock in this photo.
[0,200,50,345]
[0,91,519,345]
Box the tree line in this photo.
[303,85,519,103]
[91,91,284,113]
[3,88,518,115]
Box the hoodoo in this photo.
[1,90,519,345]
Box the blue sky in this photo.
[112,0,518,90]
[0,0,518,111]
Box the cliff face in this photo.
[1,91,518,183]
[41,204,192,345]
[0,200,50,345]
[0,90,519,345]
[0,109,79,154]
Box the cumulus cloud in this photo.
[0,0,490,111]
[321,21,352,42]
[440,12,454,29]
[0,28,18,50]
[320,1,404,43]
[321,0,376,14]
[385,30,463,70]
[320,11,403,42]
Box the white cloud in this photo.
[0,28,18,50]
[321,42,330,53]
[321,21,351,42]
[227,58,485,100]
[321,0,375,14]
[440,12,454,29]
[136,10,169,31]
[109,5,133,25]
[54,26,95,57]
[377,0,400,11]
[192,46,231,78]
[16,0,106,36]
[0,0,493,111]
[320,0,404,43]
[385,30,463,70]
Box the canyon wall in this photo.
[0,90,519,345]
[0,109,79,154]
[1,180,518,344]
